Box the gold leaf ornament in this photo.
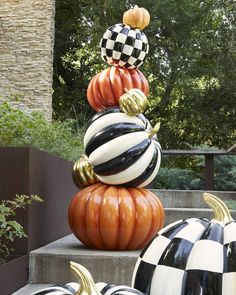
[72,155,99,189]
[119,88,149,116]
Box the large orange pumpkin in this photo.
[68,183,164,250]
[87,66,149,112]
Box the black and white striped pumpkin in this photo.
[132,193,236,295]
[32,282,143,295]
[67,261,144,295]
[32,282,79,294]
[84,107,161,187]
[97,282,144,295]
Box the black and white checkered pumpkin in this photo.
[84,107,161,187]
[132,193,236,295]
[100,23,149,69]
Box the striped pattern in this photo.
[99,283,144,295]
[31,282,79,294]
[84,107,161,187]
[132,218,236,295]
[33,282,144,295]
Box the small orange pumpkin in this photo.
[123,5,150,30]
[68,183,164,250]
[87,66,149,112]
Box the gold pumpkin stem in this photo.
[148,122,161,138]
[70,261,102,295]
[124,88,129,94]
[203,193,234,224]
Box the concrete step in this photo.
[153,190,236,208]
[29,235,140,286]
[28,207,236,287]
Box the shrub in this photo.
[154,167,202,190]
[0,102,84,161]
[0,194,43,264]
[154,150,236,191]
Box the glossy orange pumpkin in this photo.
[68,183,164,250]
[123,5,150,30]
[87,66,149,112]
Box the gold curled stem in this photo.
[203,193,234,225]
[70,261,102,295]
[148,122,161,138]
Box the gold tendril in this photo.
[148,122,161,138]
[203,193,234,225]
[70,261,102,295]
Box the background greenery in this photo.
[0,194,43,264]
[53,0,236,149]
[1,0,235,190]
[0,102,83,161]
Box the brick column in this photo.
[0,0,55,120]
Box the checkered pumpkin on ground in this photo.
[100,23,149,69]
[132,193,236,295]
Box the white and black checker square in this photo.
[186,239,224,273]
[116,32,128,43]
[184,269,222,295]
[112,50,122,60]
[105,39,115,50]
[120,52,131,63]
[132,258,156,295]
[134,38,143,50]
[224,221,236,245]
[109,23,124,33]
[100,23,149,69]
[150,265,185,295]
[222,272,236,295]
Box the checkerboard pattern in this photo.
[132,218,236,295]
[100,23,149,69]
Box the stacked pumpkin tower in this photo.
[68,6,165,250]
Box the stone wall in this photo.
[0,0,55,120]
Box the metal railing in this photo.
[162,147,236,190]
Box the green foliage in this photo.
[53,0,236,150]
[153,152,236,191]
[0,195,43,264]
[225,200,236,210]
[154,167,202,190]
[0,102,84,161]
[214,155,236,191]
